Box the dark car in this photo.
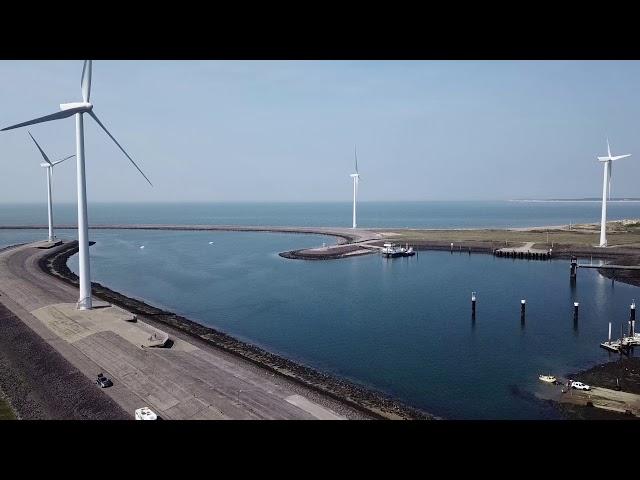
[96,373,113,388]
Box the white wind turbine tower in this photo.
[597,138,631,247]
[28,131,75,243]
[2,60,152,310]
[350,146,360,229]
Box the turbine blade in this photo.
[88,111,153,187]
[27,131,52,166]
[81,60,92,103]
[2,110,75,131]
[611,154,632,161]
[52,154,75,166]
[607,138,611,158]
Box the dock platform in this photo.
[579,264,640,270]
[600,335,640,353]
[494,242,551,260]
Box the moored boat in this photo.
[381,242,416,258]
[538,374,556,384]
[381,243,403,258]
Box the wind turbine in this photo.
[28,131,74,243]
[2,61,152,310]
[597,138,631,247]
[350,146,360,229]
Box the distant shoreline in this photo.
[510,199,640,203]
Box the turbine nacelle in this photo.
[598,154,631,162]
[60,101,93,113]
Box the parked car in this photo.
[96,373,113,388]
[135,407,158,420]
[570,381,591,391]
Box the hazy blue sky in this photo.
[1,60,640,203]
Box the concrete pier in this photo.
[494,242,551,260]
[557,384,640,417]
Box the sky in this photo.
[1,60,640,203]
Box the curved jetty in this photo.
[0,240,431,420]
[1,224,384,260]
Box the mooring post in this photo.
[450,242,453,254]
[630,300,636,336]
[471,291,477,318]
[574,302,579,321]
[521,299,526,322]
[570,256,577,278]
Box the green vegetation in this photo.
[373,220,640,249]
[0,396,16,420]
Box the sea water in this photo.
[2,200,640,229]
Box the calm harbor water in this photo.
[58,229,633,420]
[1,201,639,419]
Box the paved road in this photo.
[0,242,356,420]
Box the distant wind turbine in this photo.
[350,146,360,229]
[2,60,152,310]
[27,131,74,243]
[597,138,631,247]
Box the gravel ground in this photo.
[0,300,128,420]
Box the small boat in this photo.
[538,374,556,384]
